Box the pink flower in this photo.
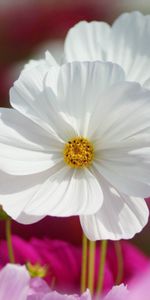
[103,266,150,300]
[0,263,150,300]
[0,263,50,300]
[128,266,150,300]
[0,263,91,300]
[0,236,81,293]
[103,284,129,300]
[0,236,149,294]
[29,289,91,300]
[107,241,149,284]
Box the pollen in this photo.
[64,137,94,168]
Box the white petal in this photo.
[24,59,49,72]
[94,144,150,198]
[10,60,76,142]
[143,77,150,89]
[24,166,103,217]
[57,61,125,137]
[90,82,150,197]
[24,51,57,71]
[64,20,110,62]
[0,264,30,300]
[45,50,58,66]
[10,62,55,132]
[89,81,150,142]
[64,12,150,86]
[0,165,103,222]
[0,170,50,222]
[0,108,62,175]
[16,212,44,225]
[44,68,77,140]
[80,176,149,241]
[10,61,67,142]
[111,11,150,84]
[45,41,64,64]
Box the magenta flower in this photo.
[0,236,149,294]
[107,241,149,284]
[0,263,150,300]
[0,236,81,293]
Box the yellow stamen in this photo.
[26,262,47,278]
[64,137,94,168]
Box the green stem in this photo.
[115,241,124,285]
[5,218,15,263]
[88,240,96,295]
[96,240,108,295]
[81,233,88,293]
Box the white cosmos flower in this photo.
[0,60,150,240]
[64,11,150,89]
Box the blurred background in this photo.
[0,0,149,254]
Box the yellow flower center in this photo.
[26,262,47,278]
[64,137,94,168]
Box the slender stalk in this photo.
[50,276,56,289]
[80,233,88,293]
[96,240,108,295]
[5,218,15,263]
[114,241,124,285]
[88,240,96,295]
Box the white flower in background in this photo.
[10,40,64,85]
[0,60,150,240]
[35,40,64,65]
[64,11,150,89]
[19,12,150,90]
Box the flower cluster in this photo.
[0,11,150,241]
[0,10,150,300]
[0,263,90,300]
[1,263,150,300]
[0,236,148,293]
